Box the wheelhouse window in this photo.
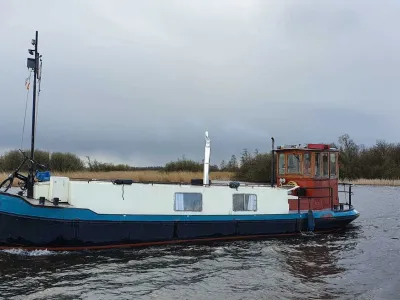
[278,153,285,175]
[287,154,300,174]
[322,153,329,177]
[330,153,337,178]
[174,193,202,211]
[314,153,321,177]
[233,194,257,211]
[303,152,311,176]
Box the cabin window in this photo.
[322,153,329,177]
[287,154,300,174]
[314,153,321,177]
[303,152,311,176]
[174,193,202,211]
[278,153,285,175]
[233,194,257,211]
[330,153,337,178]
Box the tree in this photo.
[240,148,252,166]
[220,160,226,171]
[338,134,360,179]
[226,155,239,172]
[50,152,85,172]
[235,152,272,183]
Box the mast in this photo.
[27,31,39,198]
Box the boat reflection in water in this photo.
[282,225,361,283]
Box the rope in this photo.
[35,57,43,134]
[21,70,33,149]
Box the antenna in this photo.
[26,31,39,199]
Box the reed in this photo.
[344,178,400,186]
[0,170,234,186]
[1,171,399,187]
[56,170,235,182]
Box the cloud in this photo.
[0,0,398,166]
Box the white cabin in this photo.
[33,131,295,216]
[34,177,291,215]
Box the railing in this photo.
[337,182,353,210]
[296,186,333,213]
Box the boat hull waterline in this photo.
[0,193,359,251]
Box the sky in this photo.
[0,0,399,166]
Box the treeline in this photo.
[223,134,400,181]
[0,149,163,173]
[164,156,219,172]
[1,134,400,181]
[333,134,400,180]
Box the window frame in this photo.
[303,152,311,176]
[278,153,285,175]
[330,152,338,178]
[321,152,329,178]
[314,152,321,178]
[232,193,258,212]
[287,153,301,174]
[173,192,203,212]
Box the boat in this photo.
[0,32,359,251]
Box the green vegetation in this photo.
[334,134,400,180]
[1,134,399,182]
[0,150,163,173]
[0,150,85,173]
[164,155,219,172]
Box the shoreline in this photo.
[0,171,234,187]
[1,171,399,187]
[342,179,400,187]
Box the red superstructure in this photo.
[275,143,340,211]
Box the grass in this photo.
[0,170,235,186]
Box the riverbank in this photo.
[343,178,400,186]
[1,171,399,187]
[0,171,235,186]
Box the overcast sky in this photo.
[0,0,399,166]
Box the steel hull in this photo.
[0,210,359,251]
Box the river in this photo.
[0,185,399,299]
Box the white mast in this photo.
[203,131,211,186]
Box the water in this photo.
[0,186,399,300]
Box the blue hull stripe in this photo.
[0,193,359,222]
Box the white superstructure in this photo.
[34,178,290,215]
[33,131,295,216]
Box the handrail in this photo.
[338,182,353,208]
